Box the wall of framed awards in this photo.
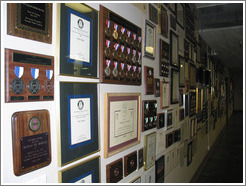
[1,2,234,184]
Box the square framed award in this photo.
[144,132,156,170]
[59,3,98,77]
[176,3,184,28]
[170,31,179,68]
[144,20,156,59]
[7,3,52,43]
[155,155,165,183]
[160,81,170,109]
[171,68,179,104]
[179,55,185,87]
[58,156,100,183]
[59,82,99,166]
[154,78,161,97]
[159,4,168,38]
[124,151,137,176]
[106,158,123,183]
[149,4,158,25]
[104,93,141,158]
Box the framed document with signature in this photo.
[59,82,99,166]
[59,3,98,77]
[104,93,141,158]
[144,132,156,170]
[144,20,156,59]
[58,156,100,183]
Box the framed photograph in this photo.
[59,3,98,77]
[7,3,52,43]
[170,31,179,68]
[104,93,141,158]
[176,3,184,28]
[144,20,156,59]
[179,56,185,87]
[58,156,100,183]
[160,81,170,109]
[144,132,156,170]
[59,82,99,166]
[171,68,179,104]
[144,66,154,95]
[106,158,123,183]
[155,155,165,183]
[159,4,168,38]
[149,4,158,24]
[154,78,161,97]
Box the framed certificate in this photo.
[59,3,98,77]
[160,81,170,109]
[176,3,184,28]
[170,31,179,68]
[179,56,185,87]
[104,93,141,158]
[58,156,100,183]
[149,4,158,24]
[159,4,168,38]
[144,132,156,170]
[171,68,179,104]
[144,20,156,59]
[59,82,99,166]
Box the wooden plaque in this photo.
[7,3,52,43]
[124,151,137,176]
[12,109,51,176]
[5,48,54,103]
[106,158,123,183]
[144,66,154,95]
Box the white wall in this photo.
[1,2,229,184]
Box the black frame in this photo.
[179,55,185,87]
[171,68,179,104]
[159,4,168,38]
[176,3,184,28]
[149,4,159,25]
[170,30,179,68]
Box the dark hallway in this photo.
[192,111,243,183]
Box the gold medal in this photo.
[113,30,118,39]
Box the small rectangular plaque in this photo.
[124,151,137,176]
[106,158,123,183]
[144,66,154,95]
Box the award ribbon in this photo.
[154,116,158,121]
[31,68,39,79]
[127,30,131,37]
[121,63,125,70]
[106,20,111,28]
[114,43,120,50]
[127,47,131,55]
[138,67,141,73]
[133,50,136,56]
[121,27,126,34]
[138,36,142,43]
[106,60,111,67]
[133,33,137,40]
[150,117,153,122]
[106,39,111,47]
[114,23,118,31]
[120,45,125,52]
[14,66,24,78]
[114,61,118,69]
[145,118,148,123]
[127,64,132,71]
[46,70,53,80]
[133,66,137,72]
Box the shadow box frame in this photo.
[144,19,156,59]
[58,156,100,183]
[59,82,99,166]
[104,93,141,158]
[170,30,179,68]
[58,3,98,78]
[160,81,170,109]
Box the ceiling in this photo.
[195,3,243,73]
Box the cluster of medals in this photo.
[160,51,170,77]
[143,101,158,131]
[104,19,142,83]
[11,66,53,95]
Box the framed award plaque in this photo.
[166,132,173,148]
[176,3,184,28]
[124,151,137,176]
[166,109,174,130]
[187,141,192,166]
[154,78,160,97]
[171,68,179,104]
[179,55,185,87]
[5,48,54,103]
[170,31,179,68]
[59,82,99,166]
[149,4,158,24]
[138,148,144,169]
[104,93,141,158]
[58,156,100,183]
[155,155,165,183]
[7,3,52,43]
[170,14,176,31]
[59,3,98,78]
[160,81,170,109]
[159,39,170,77]
[144,66,154,95]
[159,4,168,38]
[106,158,123,183]
[157,113,165,129]
[12,110,51,176]
[144,132,156,170]
[144,20,156,59]
[99,5,142,85]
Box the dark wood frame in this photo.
[124,151,137,177]
[159,4,168,38]
[179,55,185,87]
[154,78,161,97]
[106,158,123,183]
[170,30,179,68]
[144,66,154,95]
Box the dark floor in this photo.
[193,111,243,183]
